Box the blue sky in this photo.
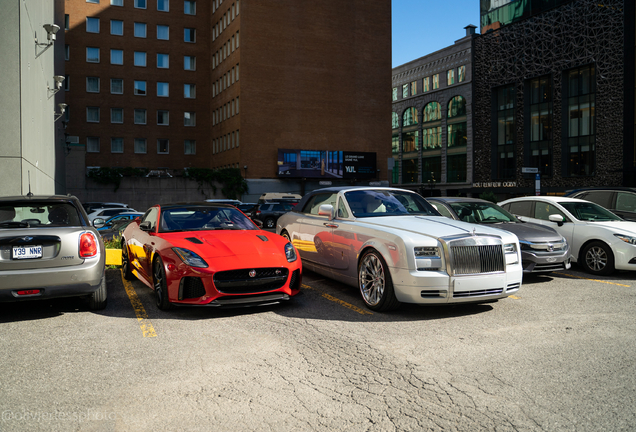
[392,0,480,68]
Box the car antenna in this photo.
[27,171,33,197]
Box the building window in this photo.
[527,76,553,176]
[447,69,455,85]
[565,65,595,177]
[184,56,196,70]
[391,112,399,129]
[86,47,100,63]
[134,80,146,96]
[134,138,147,154]
[423,77,430,92]
[402,131,419,154]
[184,140,196,154]
[87,0,99,3]
[448,123,467,148]
[423,102,441,122]
[184,83,195,98]
[402,159,418,184]
[496,85,516,179]
[157,53,169,68]
[392,87,397,101]
[86,17,100,33]
[64,75,70,91]
[447,154,467,183]
[134,108,147,124]
[392,135,399,155]
[134,51,146,67]
[111,78,123,94]
[111,108,123,124]
[157,110,169,125]
[86,107,100,123]
[184,28,196,42]
[184,0,196,14]
[410,81,416,96]
[422,156,441,184]
[111,20,123,35]
[111,137,124,153]
[157,25,169,40]
[157,0,169,11]
[423,126,442,151]
[458,65,466,83]
[184,112,195,126]
[447,94,467,181]
[157,139,169,154]
[86,77,100,93]
[402,84,409,98]
[448,95,466,118]
[134,22,147,38]
[64,14,69,30]
[432,74,439,90]
[87,137,100,153]
[402,107,418,127]
[65,45,69,60]
[157,82,169,97]
[110,49,123,65]
[111,0,124,6]
[135,0,146,8]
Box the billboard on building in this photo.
[277,149,377,179]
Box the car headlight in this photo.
[284,242,297,262]
[414,246,440,258]
[504,243,519,265]
[172,247,208,268]
[614,234,636,245]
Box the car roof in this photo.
[0,195,79,203]
[428,197,492,204]
[566,187,636,195]
[502,196,588,203]
[295,186,417,209]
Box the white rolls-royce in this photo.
[277,187,522,311]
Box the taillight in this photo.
[79,232,98,258]
[17,289,41,296]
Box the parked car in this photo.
[253,202,296,229]
[565,187,636,222]
[99,219,135,242]
[121,203,302,310]
[83,202,131,214]
[499,196,636,275]
[236,203,258,214]
[258,193,302,204]
[93,212,144,231]
[0,195,107,309]
[87,207,138,223]
[428,197,570,274]
[277,187,522,311]
[205,199,242,207]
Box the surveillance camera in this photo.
[43,24,60,41]
[58,103,67,114]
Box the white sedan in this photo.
[277,187,522,311]
[499,196,636,275]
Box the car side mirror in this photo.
[93,218,105,229]
[140,221,153,231]
[548,214,565,226]
[318,204,335,220]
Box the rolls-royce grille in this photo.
[213,268,289,294]
[450,245,505,275]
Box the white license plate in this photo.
[12,245,43,259]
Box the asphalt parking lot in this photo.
[1,265,636,431]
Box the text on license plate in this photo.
[13,245,43,259]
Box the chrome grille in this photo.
[450,244,505,275]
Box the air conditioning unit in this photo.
[66,136,79,144]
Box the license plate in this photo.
[12,245,43,259]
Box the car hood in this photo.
[166,230,287,260]
[481,221,562,242]
[358,216,517,242]
[586,220,636,234]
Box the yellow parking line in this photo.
[557,272,630,287]
[121,270,157,337]
[302,283,373,315]
[509,295,520,299]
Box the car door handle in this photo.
[324,223,338,228]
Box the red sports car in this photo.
[121,203,302,309]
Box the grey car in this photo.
[0,195,107,309]
[428,197,571,274]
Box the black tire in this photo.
[580,241,615,276]
[358,249,400,312]
[121,240,135,281]
[89,274,108,310]
[264,217,275,229]
[280,230,291,242]
[153,257,172,310]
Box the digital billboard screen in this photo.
[277,149,377,179]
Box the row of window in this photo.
[394,122,467,155]
[212,97,239,125]
[84,20,196,42]
[393,96,467,128]
[212,64,239,97]
[68,77,196,98]
[394,154,467,184]
[392,65,466,101]
[83,48,196,66]
[212,131,240,154]
[212,32,239,69]
[84,107,196,126]
[212,1,239,41]
[86,137,196,155]
[85,0,196,14]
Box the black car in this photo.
[565,187,636,221]
[428,197,571,274]
[252,202,296,229]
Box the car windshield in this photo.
[344,190,440,218]
[159,206,259,232]
[559,202,621,222]
[449,201,517,223]
[0,202,81,228]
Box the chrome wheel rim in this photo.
[359,253,385,306]
[154,260,165,305]
[586,246,607,272]
[122,244,129,270]
[266,219,275,228]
